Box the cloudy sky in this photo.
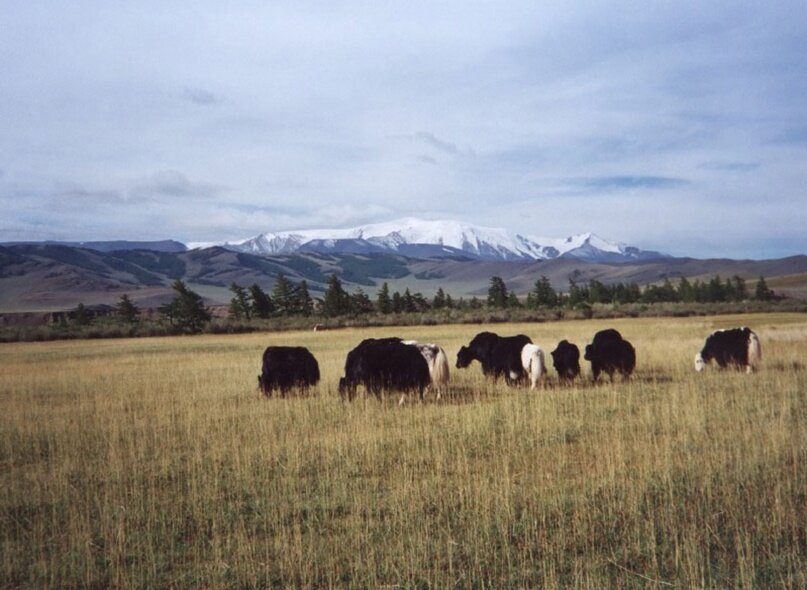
[1,1,805,258]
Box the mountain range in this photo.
[206,218,671,263]
[2,218,805,314]
[1,242,806,314]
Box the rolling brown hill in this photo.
[0,244,805,312]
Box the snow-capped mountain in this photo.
[218,218,669,263]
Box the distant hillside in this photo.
[0,240,187,253]
[0,244,805,312]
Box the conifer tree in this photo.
[754,276,774,301]
[731,275,748,301]
[376,282,392,314]
[403,288,416,313]
[349,288,374,315]
[567,279,584,307]
[487,276,509,308]
[531,276,558,307]
[116,294,140,324]
[249,284,274,318]
[678,277,695,302]
[432,287,447,309]
[295,280,314,316]
[74,303,91,326]
[159,280,211,333]
[391,291,403,313]
[272,273,295,315]
[228,282,251,320]
[322,274,350,317]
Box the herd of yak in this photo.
[257,326,762,401]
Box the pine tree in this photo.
[754,276,774,301]
[322,274,350,317]
[707,275,726,302]
[432,287,447,309]
[159,280,211,334]
[567,279,584,307]
[410,291,430,312]
[403,288,416,313]
[391,291,403,313]
[249,284,274,318]
[228,282,251,320]
[732,275,748,301]
[588,280,611,304]
[296,280,314,316]
[74,303,91,326]
[376,282,393,314]
[272,273,295,316]
[349,288,374,315]
[531,276,558,307]
[678,277,695,302]
[487,276,509,308]
[116,294,140,324]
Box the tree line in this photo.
[491,274,776,309]
[90,272,777,334]
[229,272,776,318]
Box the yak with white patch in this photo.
[584,329,636,382]
[403,340,451,391]
[257,346,320,397]
[456,331,539,386]
[695,327,761,373]
[551,340,581,383]
[520,343,548,389]
[339,338,431,402]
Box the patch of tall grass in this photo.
[1,314,805,587]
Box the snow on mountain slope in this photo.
[221,218,669,262]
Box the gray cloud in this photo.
[698,161,761,172]
[416,155,439,166]
[182,86,221,106]
[127,170,223,201]
[569,176,691,192]
[413,132,461,155]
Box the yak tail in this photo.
[430,346,450,387]
[747,331,762,373]
[522,344,547,389]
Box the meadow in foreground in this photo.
[1,313,805,588]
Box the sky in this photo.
[1,1,805,259]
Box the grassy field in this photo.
[1,313,805,588]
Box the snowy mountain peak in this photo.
[221,218,669,262]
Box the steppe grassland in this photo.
[1,313,805,588]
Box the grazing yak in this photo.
[341,336,449,389]
[455,331,503,377]
[520,343,548,389]
[584,329,636,382]
[456,331,545,387]
[551,340,581,383]
[695,327,761,373]
[257,346,320,397]
[403,340,451,390]
[339,338,431,402]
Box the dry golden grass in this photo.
[1,313,805,588]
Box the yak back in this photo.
[340,338,430,397]
[259,346,320,395]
